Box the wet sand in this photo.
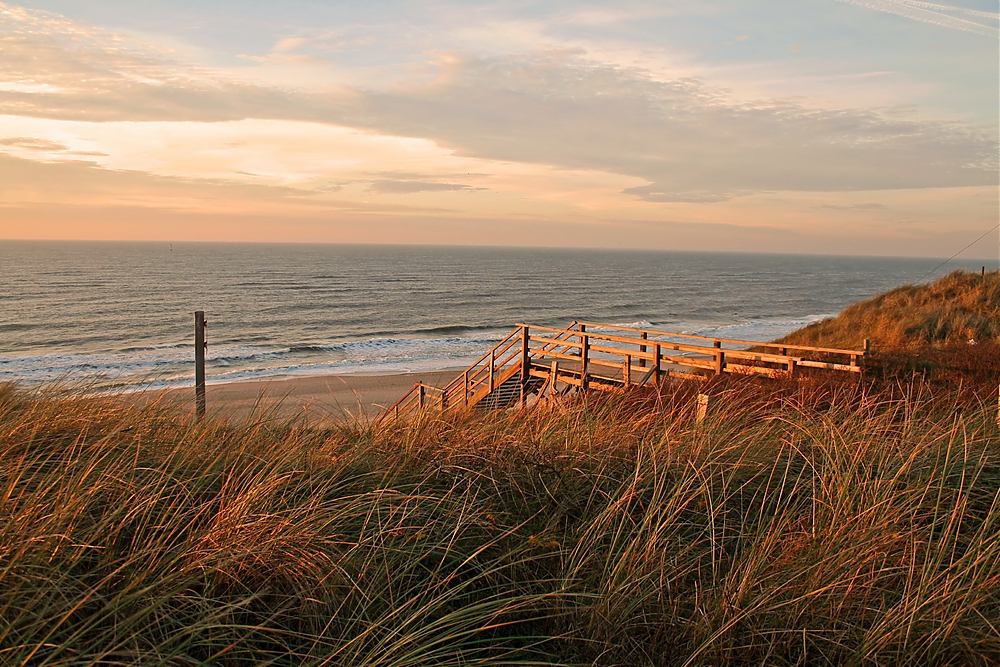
[156,370,458,423]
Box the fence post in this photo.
[194,311,207,419]
[624,354,631,388]
[580,323,589,390]
[696,393,710,423]
[714,349,725,375]
[489,349,496,393]
[639,331,648,368]
[653,342,661,384]
[464,370,470,406]
[521,325,530,405]
[550,360,559,396]
[418,384,426,409]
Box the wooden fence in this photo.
[382,320,868,421]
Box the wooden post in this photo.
[579,324,589,390]
[639,331,648,367]
[489,349,496,393]
[623,354,631,388]
[863,339,871,356]
[714,349,725,375]
[418,384,426,409]
[441,390,447,413]
[194,311,206,419]
[550,360,559,396]
[653,342,661,384]
[696,393,710,423]
[464,370,470,406]
[520,325,530,405]
[788,358,798,377]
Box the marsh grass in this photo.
[1,378,998,665]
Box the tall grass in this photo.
[1,379,998,665]
[778,270,1000,350]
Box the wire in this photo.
[916,222,999,283]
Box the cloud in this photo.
[622,184,736,203]
[0,136,67,151]
[817,202,888,210]
[836,0,999,36]
[357,53,997,201]
[0,1,995,215]
[368,179,483,194]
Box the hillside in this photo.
[777,270,1000,351]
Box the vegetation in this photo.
[2,376,998,665]
[777,270,1000,351]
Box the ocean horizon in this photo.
[2,240,995,390]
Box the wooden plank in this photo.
[797,360,862,372]
[726,362,788,379]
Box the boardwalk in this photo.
[383,321,868,420]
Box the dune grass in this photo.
[777,270,1000,351]
[1,378,998,665]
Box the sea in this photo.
[1,241,994,390]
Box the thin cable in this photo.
[916,222,999,283]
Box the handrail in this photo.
[380,319,866,422]
[574,320,866,357]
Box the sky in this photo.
[0,0,997,257]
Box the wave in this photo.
[0,331,508,388]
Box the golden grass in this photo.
[778,270,1000,351]
[0,378,998,665]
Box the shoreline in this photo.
[151,369,460,422]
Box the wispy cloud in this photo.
[368,180,483,194]
[837,0,999,36]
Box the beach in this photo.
[156,370,457,422]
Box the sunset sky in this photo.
[0,0,997,257]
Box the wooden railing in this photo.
[379,321,868,422]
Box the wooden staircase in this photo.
[380,320,868,422]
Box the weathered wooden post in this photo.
[194,311,207,419]
[520,325,530,405]
[489,349,496,393]
[464,370,470,406]
[653,342,662,384]
[418,384,426,409]
[580,323,590,390]
[639,331,648,367]
[714,348,725,375]
[696,393,710,423]
[623,354,631,388]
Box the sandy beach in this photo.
[155,370,458,422]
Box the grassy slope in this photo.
[777,270,1000,351]
[1,379,998,665]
